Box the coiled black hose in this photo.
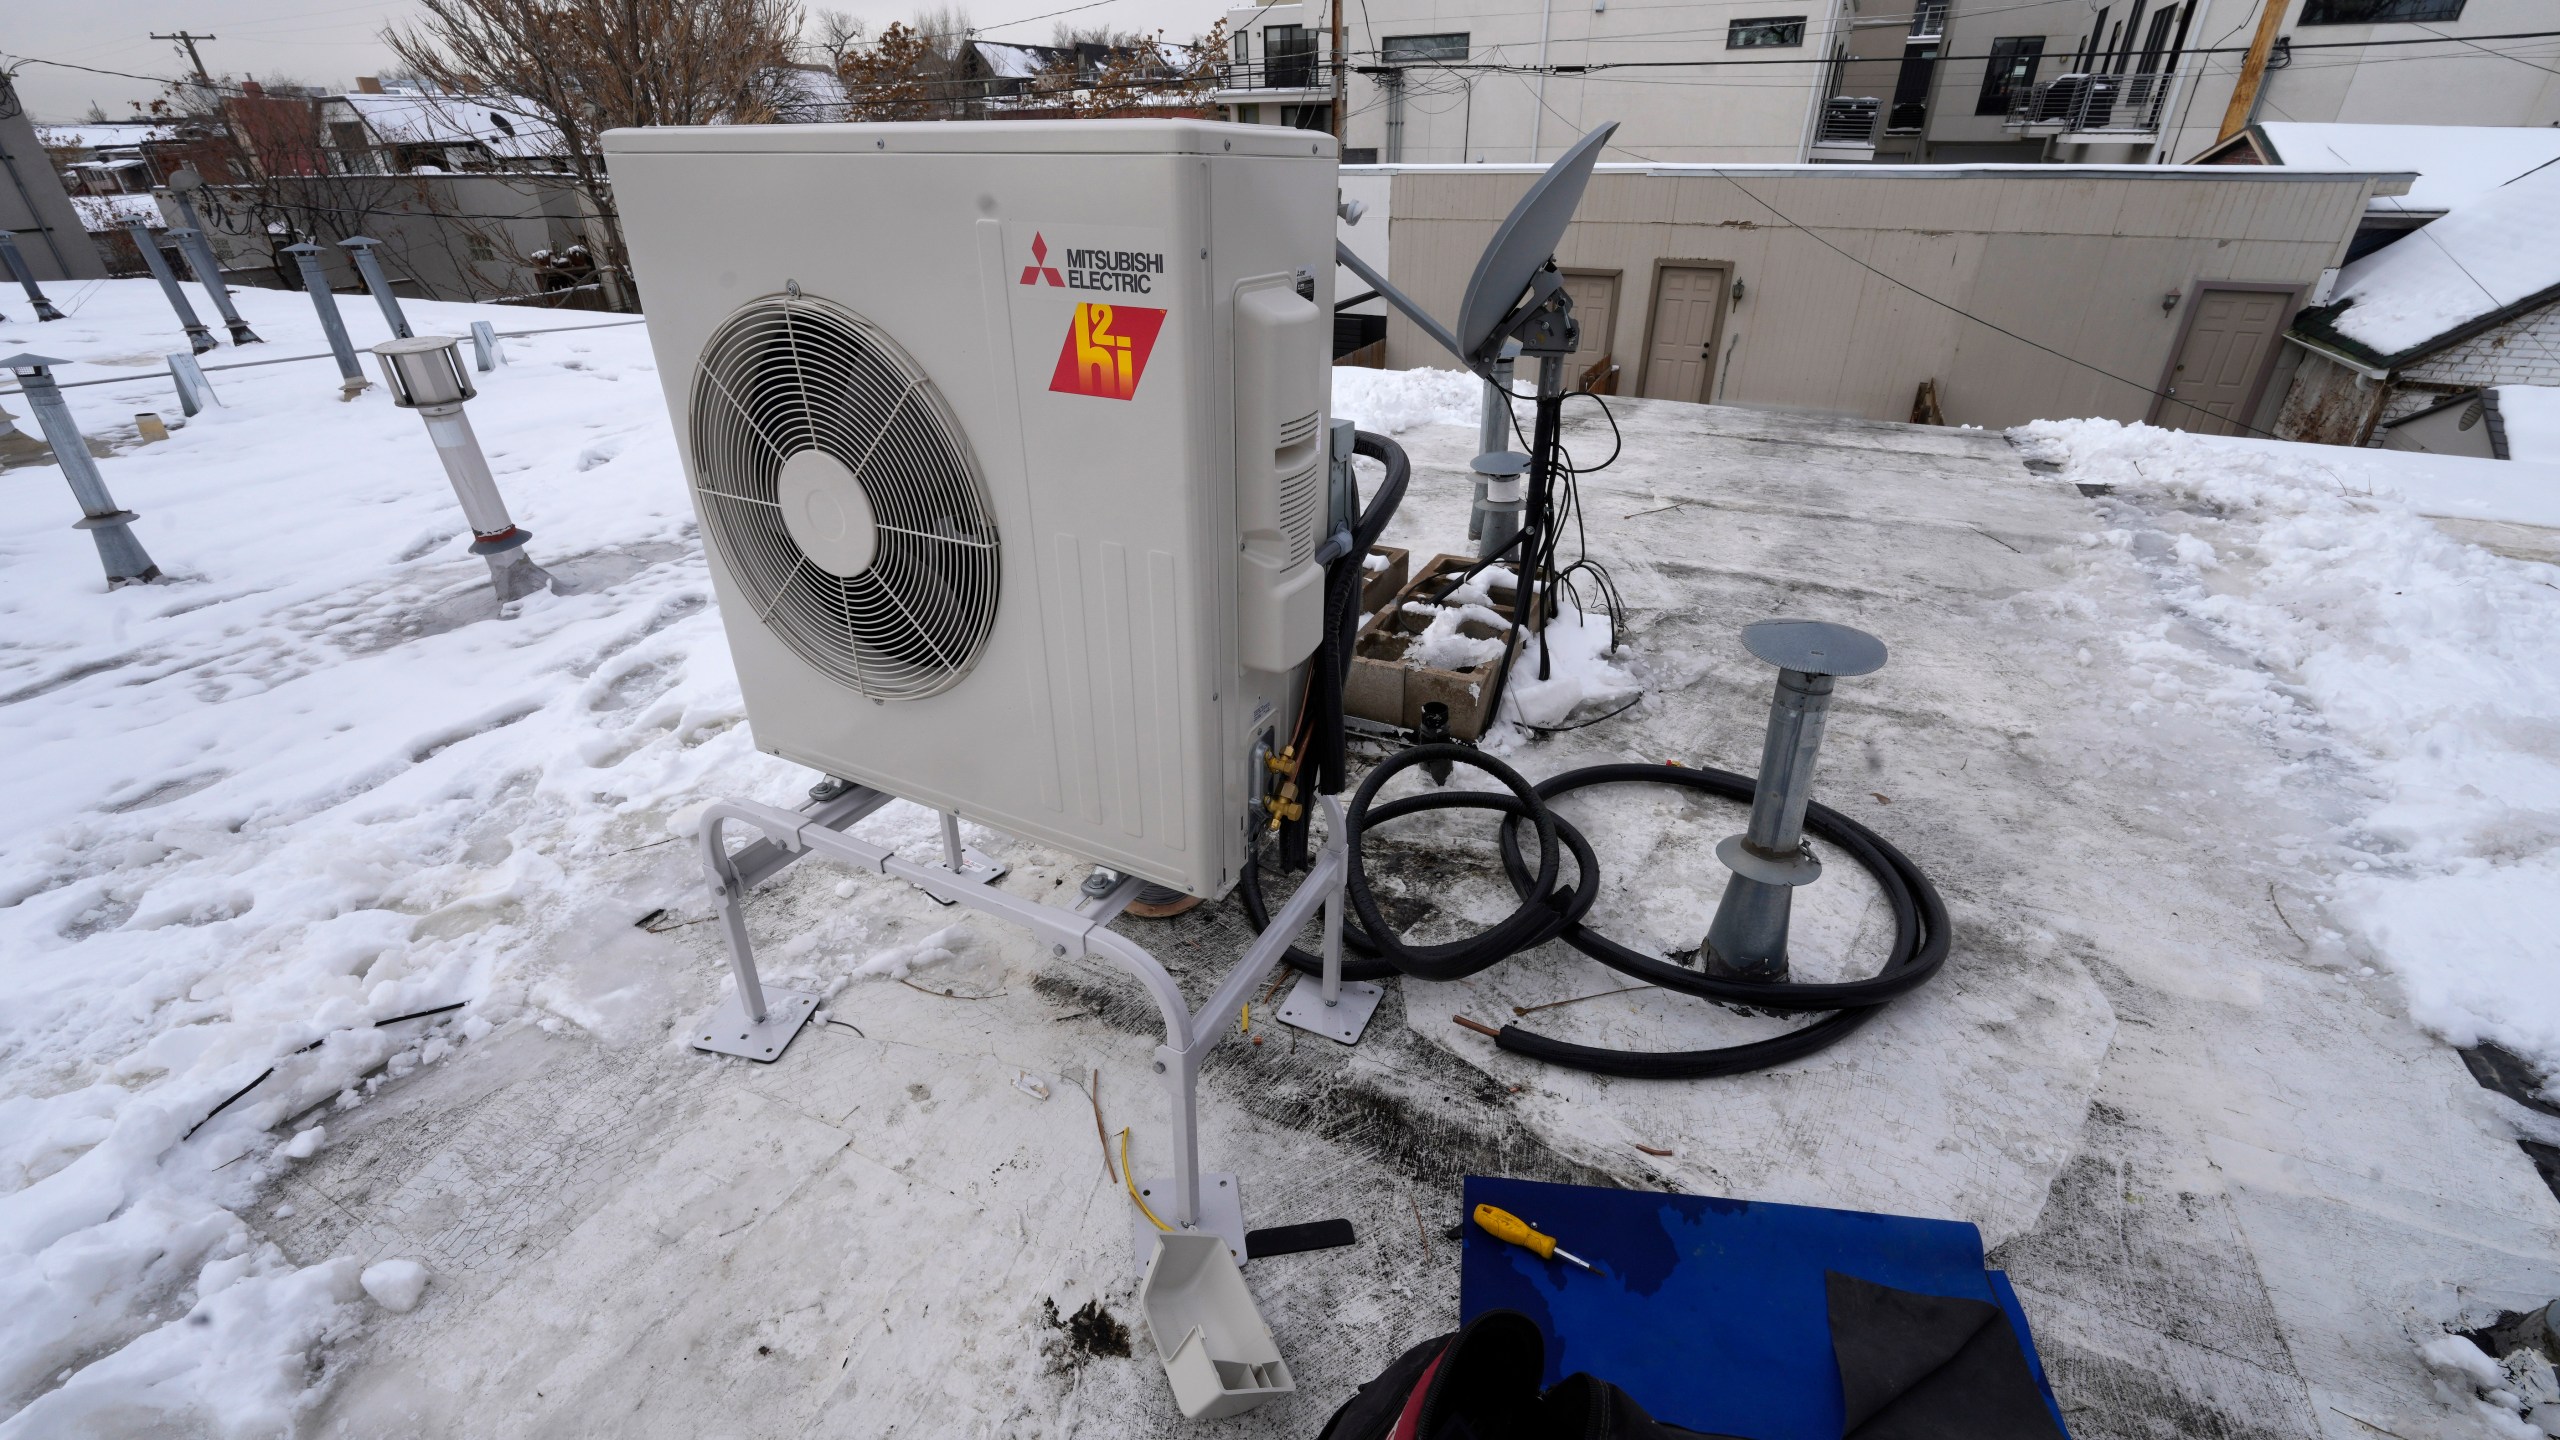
[1244,747,1949,1078]
[1237,430,1949,1078]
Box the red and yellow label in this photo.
[1049,302,1164,402]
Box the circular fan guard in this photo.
[688,294,999,700]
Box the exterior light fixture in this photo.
[372,336,555,602]
[2162,289,2183,313]
[1731,277,1746,304]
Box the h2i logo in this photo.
[1048,302,1165,402]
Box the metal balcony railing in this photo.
[2006,69,2175,136]
[1908,1,1947,39]
[1815,96,1881,147]
[1218,55,1323,91]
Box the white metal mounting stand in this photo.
[1272,812,1384,1044]
[689,785,1348,1270]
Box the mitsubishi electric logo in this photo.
[1019,233,1066,287]
[1020,232,1167,294]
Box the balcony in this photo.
[1810,96,1880,160]
[2005,70,2176,143]
[1908,1,1947,40]
[1214,56,1328,101]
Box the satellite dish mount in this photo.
[1332,121,1618,684]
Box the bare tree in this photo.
[382,0,805,308]
[1027,24,1223,119]
[808,9,868,71]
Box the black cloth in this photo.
[1824,1272,2066,1440]
[1315,1310,1742,1440]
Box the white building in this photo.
[1209,0,2560,166]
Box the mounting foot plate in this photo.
[1274,975,1385,1046]
[914,848,1008,905]
[1129,1171,1246,1275]
[688,985,820,1063]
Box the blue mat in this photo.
[1460,1176,2067,1440]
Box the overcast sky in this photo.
[5,0,1224,123]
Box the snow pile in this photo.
[2416,1333,2553,1439]
[1400,599,1510,671]
[0,1251,364,1439]
[1331,364,1485,434]
[849,922,974,981]
[2012,418,2560,1079]
[1497,602,1643,736]
[2325,160,2560,357]
[358,1258,429,1314]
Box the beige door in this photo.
[2155,286,2291,435]
[1640,264,1728,403]
[1561,270,1619,381]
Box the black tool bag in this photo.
[1313,1309,1740,1440]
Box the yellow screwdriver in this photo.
[1473,1203,1599,1274]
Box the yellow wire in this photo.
[1120,1126,1170,1231]
[1239,1002,1251,1034]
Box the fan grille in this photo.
[688,294,999,701]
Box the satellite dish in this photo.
[1454,122,1617,367]
[170,168,204,192]
[1333,120,1619,380]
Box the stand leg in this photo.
[1276,796,1382,1046]
[911,808,1007,903]
[687,810,818,1061]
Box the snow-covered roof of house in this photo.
[2294,158,2560,364]
[972,39,1069,77]
[334,92,565,159]
[2251,122,2560,217]
[68,193,165,232]
[33,122,181,154]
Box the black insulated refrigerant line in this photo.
[1242,434,1950,1081]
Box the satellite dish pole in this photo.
[1334,122,1616,683]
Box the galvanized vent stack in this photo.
[371,336,554,602]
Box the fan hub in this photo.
[776,448,878,577]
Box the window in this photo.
[2134,4,2181,74]
[1382,32,1468,64]
[1343,146,1380,164]
[1975,36,2043,114]
[467,235,496,262]
[2301,0,2463,20]
[1728,15,1806,47]
[1265,24,1317,87]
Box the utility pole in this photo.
[150,32,218,90]
[1330,0,1347,144]
[2215,1,2287,144]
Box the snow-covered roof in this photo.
[334,92,565,159]
[2255,122,2560,216]
[2495,384,2560,464]
[972,40,1065,78]
[2305,159,2560,362]
[68,193,164,232]
[33,123,180,154]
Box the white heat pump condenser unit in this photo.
[604,122,1339,900]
